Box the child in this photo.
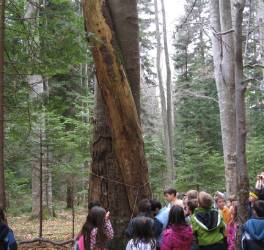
[164,188,184,208]
[126,216,156,250]
[0,208,17,250]
[248,191,258,218]
[74,206,114,250]
[215,195,231,225]
[191,192,226,250]
[241,200,264,250]
[161,206,193,250]
[227,203,238,250]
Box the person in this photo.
[241,200,264,250]
[124,199,153,238]
[150,199,162,217]
[161,205,193,250]
[185,199,198,223]
[126,216,156,250]
[226,195,236,210]
[88,201,101,211]
[248,191,258,218]
[191,192,226,250]
[74,206,114,250]
[255,172,264,200]
[0,208,17,250]
[164,188,184,208]
[227,203,238,250]
[215,195,231,225]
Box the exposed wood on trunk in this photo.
[154,0,173,185]
[233,0,249,225]
[160,0,175,181]
[0,0,5,209]
[257,0,264,78]
[210,0,237,196]
[83,0,151,218]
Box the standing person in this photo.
[227,203,238,250]
[255,172,264,200]
[0,208,17,250]
[248,191,258,218]
[126,216,156,250]
[215,194,231,225]
[164,188,184,208]
[191,192,226,250]
[161,206,193,250]
[241,200,264,250]
[74,206,114,250]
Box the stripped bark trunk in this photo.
[257,0,264,78]
[233,0,249,226]
[0,0,5,209]
[160,0,175,181]
[210,0,237,197]
[154,0,173,185]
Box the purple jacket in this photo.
[161,224,193,250]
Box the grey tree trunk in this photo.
[160,0,175,181]
[0,0,5,209]
[210,0,237,196]
[154,0,173,185]
[257,0,264,78]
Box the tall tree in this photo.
[160,0,174,181]
[154,0,173,184]
[85,0,151,248]
[0,0,5,209]
[233,0,249,224]
[257,0,264,78]
[210,0,237,196]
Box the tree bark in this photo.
[257,0,264,78]
[233,0,249,225]
[154,0,173,185]
[160,0,175,181]
[0,0,5,209]
[84,0,151,248]
[210,0,237,196]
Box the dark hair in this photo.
[198,192,213,209]
[150,199,162,211]
[167,205,186,227]
[131,216,155,248]
[187,199,198,214]
[88,201,101,210]
[81,206,107,250]
[138,199,152,215]
[253,200,264,217]
[186,190,198,200]
[164,188,177,196]
[0,207,6,224]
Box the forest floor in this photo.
[8,208,87,249]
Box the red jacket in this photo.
[161,224,193,250]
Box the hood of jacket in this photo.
[244,218,264,241]
[0,222,9,241]
[193,208,221,232]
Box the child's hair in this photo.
[187,199,198,214]
[167,205,187,227]
[81,206,107,250]
[214,191,225,203]
[228,194,236,202]
[198,192,213,209]
[138,199,152,215]
[150,199,162,212]
[88,201,101,210]
[0,207,6,224]
[253,200,264,217]
[164,188,177,196]
[131,216,155,248]
[186,190,198,200]
[229,202,238,225]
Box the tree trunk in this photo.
[233,0,249,225]
[154,0,173,185]
[210,0,237,196]
[66,182,73,209]
[257,0,264,78]
[84,0,151,248]
[0,0,5,209]
[160,0,175,181]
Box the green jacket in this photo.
[190,207,226,246]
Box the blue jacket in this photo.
[241,218,264,250]
[0,222,17,250]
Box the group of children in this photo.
[74,183,264,250]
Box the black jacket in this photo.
[0,222,17,250]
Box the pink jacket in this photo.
[161,224,193,250]
[75,220,114,250]
[227,222,237,250]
